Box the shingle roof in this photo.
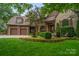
[7,16,30,26]
[45,11,59,22]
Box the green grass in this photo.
[0,38,79,56]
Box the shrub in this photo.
[61,27,76,37]
[44,32,52,39]
[38,32,45,38]
[38,32,52,39]
[0,29,5,32]
[67,27,76,37]
[32,33,37,37]
[56,32,60,37]
[61,27,68,36]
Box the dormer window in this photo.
[16,17,23,24]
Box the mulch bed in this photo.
[21,37,66,43]
[21,37,79,43]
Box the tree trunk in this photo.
[35,21,38,35]
[35,20,40,35]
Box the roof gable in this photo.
[7,16,30,25]
[45,11,59,22]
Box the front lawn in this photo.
[0,38,79,56]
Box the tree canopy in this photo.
[41,3,79,17]
[0,3,32,23]
[0,3,32,31]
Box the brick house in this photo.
[55,10,78,31]
[7,11,59,35]
[7,10,78,35]
[45,11,59,32]
[7,16,30,35]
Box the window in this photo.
[62,19,69,26]
[30,27,36,33]
[16,17,23,24]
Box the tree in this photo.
[41,3,79,18]
[0,3,32,31]
[0,3,32,22]
[12,3,32,15]
[27,6,44,34]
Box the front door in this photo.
[30,26,36,33]
[48,25,54,32]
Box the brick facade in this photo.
[7,25,29,35]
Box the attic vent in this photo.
[16,17,23,24]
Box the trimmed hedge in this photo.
[38,32,52,39]
[45,32,52,39]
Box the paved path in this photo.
[0,35,32,38]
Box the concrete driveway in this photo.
[0,35,32,38]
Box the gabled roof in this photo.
[7,16,30,26]
[56,10,78,22]
[45,11,59,22]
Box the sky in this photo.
[21,3,44,16]
[32,3,44,9]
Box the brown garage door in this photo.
[20,29,27,35]
[10,28,18,35]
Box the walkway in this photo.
[0,35,32,38]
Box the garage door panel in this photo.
[10,28,18,35]
[10,26,28,35]
[20,29,27,35]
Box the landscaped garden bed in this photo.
[22,37,79,43]
[22,37,64,42]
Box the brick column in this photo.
[7,26,10,35]
[26,27,29,35]
[45,23,49,32]
[17,26,20,35]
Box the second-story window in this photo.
[16,17,23,24]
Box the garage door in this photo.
[20,29,27,35]
[10,28,18,35]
